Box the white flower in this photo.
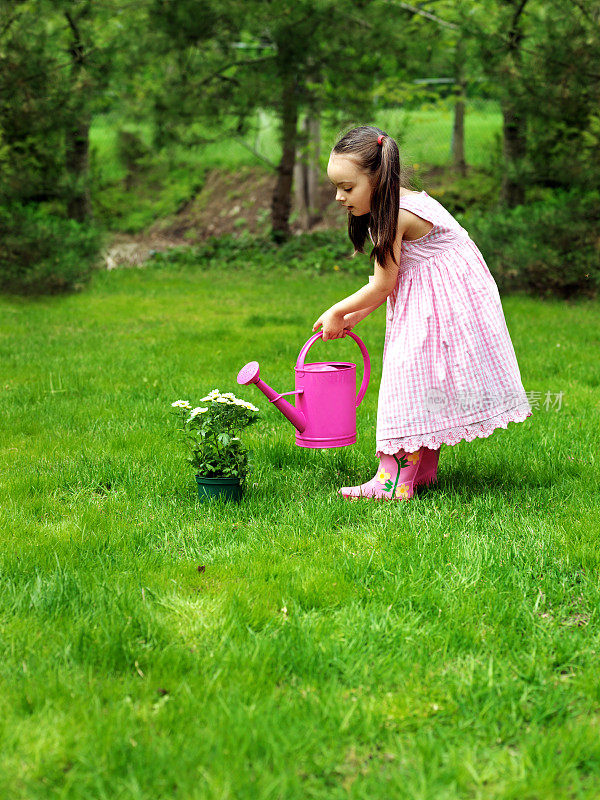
[200,389,222,401]
[171,400,192,409]
[215,397,233,404]
[188,406,208,420]
[234,399,259,412]
[221,392,237,400]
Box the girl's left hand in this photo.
[312,309,346,341]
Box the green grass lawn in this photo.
[1,257,599,799]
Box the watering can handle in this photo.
[295,331,371,407]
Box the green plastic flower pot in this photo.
[195,474,242,503]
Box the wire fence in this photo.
[393,96,501,170]
[89,89,502,184]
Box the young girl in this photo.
[312,125,532,501]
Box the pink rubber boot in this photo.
[413,446,441,488]
[339,449,425,501]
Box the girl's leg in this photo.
[413,446,440,487]
[339,448,425,501]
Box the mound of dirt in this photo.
[103,164,343,269]
[103,163,454,269]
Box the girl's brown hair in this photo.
[332,125,414,268]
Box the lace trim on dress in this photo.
[375,402,533,455]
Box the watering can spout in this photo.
[237,361,306,433]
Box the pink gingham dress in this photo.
[373,191,532,456]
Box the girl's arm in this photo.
[313,224,404,340]
[343,282,387,329]
[313,266,397,339]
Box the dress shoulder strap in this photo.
[401,191,470,238]
[399,191,429,210]
[399,191,438,226]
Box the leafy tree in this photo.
[467,0,600,204]
[382,0,480,176]
[0,0,143,219]
[0,0,71,206]
[145,0,414,241]
[519,0,600,192]
[0,0,130,292]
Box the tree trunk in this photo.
[499,0,529,208]
[451,92,466,176]
[271,74,298,242]
[294,111,322,230]
[500,98,526,207]
[65,11,91,222]
[451,38,467,176]
[66,115,91,222]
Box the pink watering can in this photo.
[237,331,370,448]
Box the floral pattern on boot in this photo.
[340,450,423,501]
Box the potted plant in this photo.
[171,389,260,503]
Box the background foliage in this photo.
[0,0,598,294]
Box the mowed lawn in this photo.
[1,258,599,799]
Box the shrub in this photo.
[459,189,600,299]
[0,203,104,294]
[428,169,499,217]
[147,230,367,275]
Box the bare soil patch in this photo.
[103,164,453,268]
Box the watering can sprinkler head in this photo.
[237,361,261,386]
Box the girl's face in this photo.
[327,154,373,216]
